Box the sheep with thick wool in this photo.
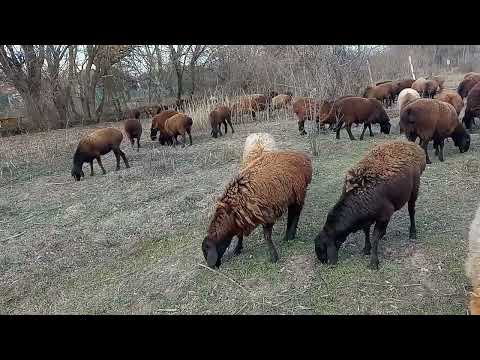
[202,149,312,267]
[400,98,470,163]
[163,113,193,147]
[466,205,480,315]
[241,133,277,168]
[463,82,480,130]
[71,128,130,181]
[314,140,426,270]
[209,105,234,138]
[434,89,464,115]
[457,74,480,99]
[398,88,420,111]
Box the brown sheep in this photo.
[314,140,426,270]
[463,82,480,130]
[400,98,471,163]
[124,111,143,151]
[457,74,480,99]
[71,128,130,181]
[412,77,441,98]
[320,97,391,141]
[363,83,395,107]
[241,133,277,168]
[391,79,415,98]
[464,72,480,80]
[272,94,293,110]
[209,105,234,138]
[269,90,279,99]
[292,97,324,135]
[466,204,480,315]
[163,113,193,147]
[150,110,179,145]
[201,149,312,267]
[434,89,464,115]
[231,94,270,122]
[375,80,392,86]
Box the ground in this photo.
[0,81,479,314]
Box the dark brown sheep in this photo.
[391,78,415,98]
[464,72,480,80]
[71,128,130,181]
[292,97,325,135]
[231,94,270,122]
[202,149,312,267]
[209,105,234,138]
[458,74,480,99]
[412,77,441,98]
[463,82,480,130]
[163,113,193,147]
[272,94,293,110]
[150,110,179,145]
[320,97,391,141]
[434,89,464,115]
[124,111,143,151]
[400,98,471,163]
[363,83,395,107]
[314,140,426,270]
[375,80,392,86]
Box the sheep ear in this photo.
[206,247,218,268]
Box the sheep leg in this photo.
[187,130,192,146]
[234,234,243,255]
[130,137,134,149]
[263,223,279,263]
[362,225,372,255]
[368,123,374,137]
[335,119,344,140]
[251,111,256,121]
[346,125,356,141]
[90,160,94,176]
[227,118,234,133]
[137,138,140,152]
[283,203,302,241]
[117,148,130,169]
[223,120,227,134]
[368,220,389,270]
[316,120,320,133]
[96,156,106,174]
[438,140,445,162]
[360,124,368,140]
[420,139,431,164]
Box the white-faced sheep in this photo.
[314,140,426,270]
[466,205,480,315]
[71,128,130,181]
[202,148,312,267]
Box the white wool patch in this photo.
[242,133,277,165]
[398,88,420,112]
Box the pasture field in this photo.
[1,92,479,314]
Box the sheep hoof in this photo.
[368,261,379,270]
[426,160,432,164]
[409,233,417,240]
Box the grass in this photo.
[0,81,479,314]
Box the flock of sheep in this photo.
[68,72,480,315]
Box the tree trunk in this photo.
[176,69,183,101]
[190,63,196,97]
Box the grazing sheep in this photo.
[400,98,471,163]
[457,74,480,99]
[463,82,480,130]
[413,77,441,98]
[202,150,312,267]
[398,88,421,111]
[321,97,391,141]
[71,128,130,181]
[150,110,179,145]
[466,205,480,315]
[392,79,415,99]
[292,97,324,135]
[231,94,270,122]
[434,89,464,115]
[163,113,193,147]
[242,132,277,167]
[363,83,395,107]
[272,94,293,110]
[314,140,426,270]
[209,105,234,138]
[124,112,143,151]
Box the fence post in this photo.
[367,60,374,86]
[409,56,416,80]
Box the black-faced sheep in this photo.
[150,110,179,145]
[124,112,143,151]
[71,128,130,181]
[463,82,480,130]
[400,98,470,163]
[163,113,193,147]
[314,140,426,270]
[398,88,420,112]
[457,74,480,99]
[241,132,277,168]
[320,97,391,141]
[209,105,234,138]
[202,148,312,267]
[466,204,480,315]
[434,89,464,115]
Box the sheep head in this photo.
[314,228,343,265]
[71,165,84,181]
